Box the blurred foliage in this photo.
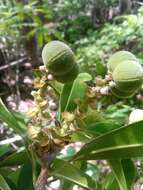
[76,6,143,75]
[1,1,143,189]
[0,0,119,61]
[0,0,141,69]
[0,0,143,107]
[0,0,60,48]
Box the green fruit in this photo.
[108,51,137,72]
[111,85,134,98]
[113,60,143,92]
[114,79,142,92]
[42,40,78,83]
[55,64,79,83]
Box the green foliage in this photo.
[0,174,11,190]
[0,0,61,51]
[76,7,143,75]
[59,73,92,113]
[103,103,131,127]
[0,148,29,167]
[1,67,143,190]
[0,79,143,190]
[1,1,143,190]
[17,162,34,190]
[50,159,98,189]
[73,121,143,160]
[108,159,136,190]
[0,98,26,135]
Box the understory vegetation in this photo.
[1,1,143,190]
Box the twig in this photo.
[133,1,143,5]
[0,57,27,71]
[35,167,48,190]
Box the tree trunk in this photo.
[0,49,6,66]
[23,29,39,68]
[16,0,39,68]
[91,0,111,26]
[119,0,132,14]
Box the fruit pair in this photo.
[107,51,143,98]
[42,41,78,83]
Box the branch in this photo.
[0,57,27,71]
[35,167,48,190]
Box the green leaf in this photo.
[73,121,143,160]
[109,160,128,190]
[12,111,28,127]
[121,159,136,189]
[50,159,97,190]
[60,81,73,113]
[60,179,74,190]
[59,73,92,114]
[104,105,131,126]
[0,174,11,190]
[71,131,90,143]
[17,162,34,190]
[0,145,11,157]
[0,168,14,177]
[105,159,136,190]
[84,163,100,180]
[0,148,29,167]
[96,62,106,76]
[103,173,120,190]
[0,167,21,188]
[82,122,121,136]
[76,110,104,129]
[4,177,17,190]
[48,80,63,95]
[0,99,26,135]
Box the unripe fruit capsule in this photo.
[113,60,143,92]
[42,41,79,83]
[108,51,137,72]
[111,85,134,98]
[55,63,79,83]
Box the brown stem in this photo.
[35,167,48,190]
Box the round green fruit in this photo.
[42,41,78,83]
[54,64,79,83]
[111,85,134,98]
[113,60,143,92]
[107,51,137,72]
